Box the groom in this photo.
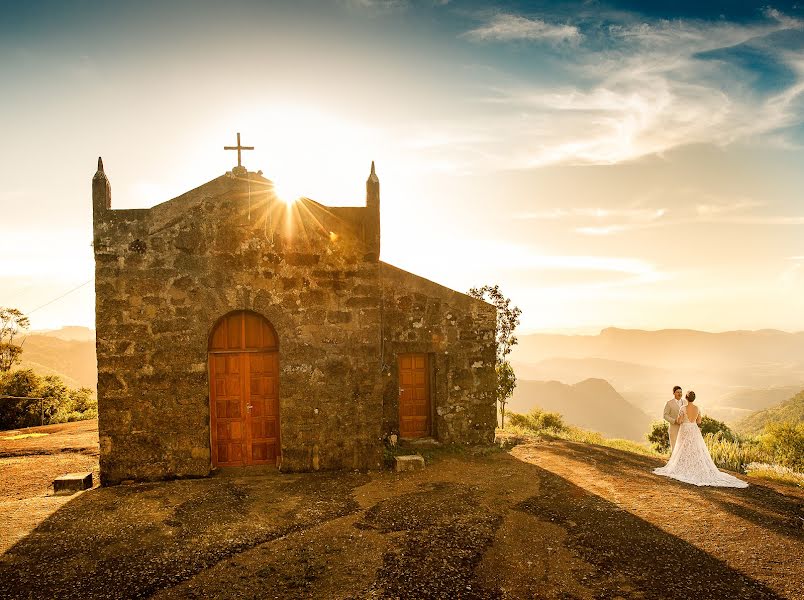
[663,385,685,452]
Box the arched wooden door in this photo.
[208,311,280,467]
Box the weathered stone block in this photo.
[394,454,425,472]
[53,472,93,495]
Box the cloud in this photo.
[463,13,582,44]
[764,7,804,30]
[339,0,409,12]
[425,9,804,171]
[513,189,804,236]
[695,200,764,216]
[517,207,666,221]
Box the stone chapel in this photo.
[92,141,497,484]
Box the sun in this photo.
[273,178,303,206]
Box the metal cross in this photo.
[224,132,254,168]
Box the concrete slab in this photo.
[53,472,93,495]
[394,454,425,473]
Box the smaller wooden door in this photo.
[399,353,429,438]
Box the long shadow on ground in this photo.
[536,441,804,542]
[0,445,797,599]
[0,471,367,600]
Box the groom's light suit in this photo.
[663,398,683,452]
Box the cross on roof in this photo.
[224,132,254,168]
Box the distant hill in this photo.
[508,378,653,442]
[36,326,96,343]
[14,329,96,390]
[734,389,804,435]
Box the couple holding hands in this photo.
[653,386,748,488]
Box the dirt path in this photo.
[0,420,100,553]
[1,423,802,599]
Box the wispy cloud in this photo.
[339,0,409,12]
[517,207,666,221]
[514,189,804,236]
[463,13,582,44]
[695,200,764,216]
[435,8,804,171]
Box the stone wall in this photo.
[379,263,497,444]
[93,169,384,483]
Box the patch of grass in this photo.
[1,432,48,441]
[557,426,659,457]
[744,462,804,488]
[504,410,659,457]
[704,433,769,474]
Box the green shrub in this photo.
[647,421,669,454]
[760,421,804,471]
[507,408,566,434]
[700,415,736,440]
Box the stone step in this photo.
[394,454,425,472]
[53,472,93,495]
[399,436,441,448]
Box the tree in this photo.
[699,415,734,440]
[647,421,670,454]
[496,361,516,428]
[0,369,42,429]
[468,285,522,428]
[0,307,29,373]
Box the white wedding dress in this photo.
[653,406,748,488]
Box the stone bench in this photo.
[53,472,93,495]
[394,454,425,473]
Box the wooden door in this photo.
[246,352,279,464]
[209,311,280,467]
[209,353,247,466]
[399,353,429,438]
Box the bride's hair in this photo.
[685,391,696,402]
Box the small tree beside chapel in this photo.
[468,285,521,428]
[0,307,29,373]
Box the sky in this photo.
[1,0,803,334]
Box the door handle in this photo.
[247,404,253,410]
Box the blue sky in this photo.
[1,0,803,332]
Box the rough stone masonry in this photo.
[92,155,497,484]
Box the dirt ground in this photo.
[1,421,802,599]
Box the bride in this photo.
[653,391,748,488]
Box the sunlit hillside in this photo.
[735,390,804,435]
